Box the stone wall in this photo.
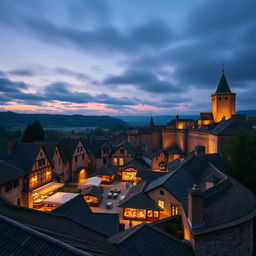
[193,220,253,256]
[162,129,176,149]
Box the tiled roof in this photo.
[119,182,162,211]
[209,118,255,136]
[215,73,231,93]
[108,223,194,256]
[199,112,214,120]
[0,198,120,256]
[0,142,8,159]
[6,143,42,174]
[146,153,227,199]
[136,170,166,183]
[0,215,91,256]
[53,194,120,237]
[82,186,103,198]
[0,160,25,185]
[164,144,182,155]
[146,149,256,234]
[81,139,108,157]
[41,141,58,160]
[181,176,256,235]
[96,165,119,176]
[121,159,150,171]
[58,139,80,162]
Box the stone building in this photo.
[128,72,255,170]
[120,145,256,255]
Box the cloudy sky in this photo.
[0,0,255,115]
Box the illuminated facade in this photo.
[211,73,236,122]
[128,72,237,156]
[121,168,137,181]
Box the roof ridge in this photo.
[0,215,91,256]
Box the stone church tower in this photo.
[211,72,236,122]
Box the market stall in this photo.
[42,192,78,211]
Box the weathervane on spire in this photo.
[221,63,225,74]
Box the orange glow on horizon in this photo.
[0,101,123,115]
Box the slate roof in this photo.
[181,176,256,235]
[41,141,58,160]
[145,149,256,235]
[81,139,108,157]
[164,144,182,155]
[209,118,255,136]
[112,141,152,158]
[215,73,231,93]
[0,215,91,256]
[121,158,150,171]
[0,160,24,185]
[58,139,80,162]
[96,165,119,176]
[146,153,227,199]
[6,143,42,174]
[0,198,120,256]
[119,182,162,211]
[53,194,120,237]
[83,186,103,198]
[199,112,214,120]
[108,223,194,256]
[0,142,8,159]
[136,169,166,183]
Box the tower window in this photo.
[219,97,222,100]
[225,97,228,100]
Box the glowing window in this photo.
[119,158,124,166]
[113,158,118,165]
[171,205,179,216]
[158,200,165,209]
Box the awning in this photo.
[42,192,78,204]
[80,177,102,187]
[32,182,64,195]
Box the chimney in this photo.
[7,140,15,153]
[195,145,205,158]
[188,184,204,226]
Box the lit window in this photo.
[171,205,179,216]
[113,158,118,165]
[119,158,124,166]
[158,200,165,209]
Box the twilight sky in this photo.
[0,0,255,115]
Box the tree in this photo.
[224,128,256,194]
[22,120,45,143]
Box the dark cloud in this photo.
[55,68,90,81]
[0,78,145,107]
[0,1,173,55]
[0,77,27,93]
[186,0,256,36]
[103,69,183,93]
[0,0,255,112]
[8,69,34,76]
[43,82,94,103]
[0,71,6,77]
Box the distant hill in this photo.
[116,115,199,126]
[0,111,126,129]
[117,110,256,126]
[237,110,256,117]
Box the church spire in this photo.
[215,72,231,93]
[149,116,155,131]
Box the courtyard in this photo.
[89,180,143,228]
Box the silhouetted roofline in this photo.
[215,73,231,93]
